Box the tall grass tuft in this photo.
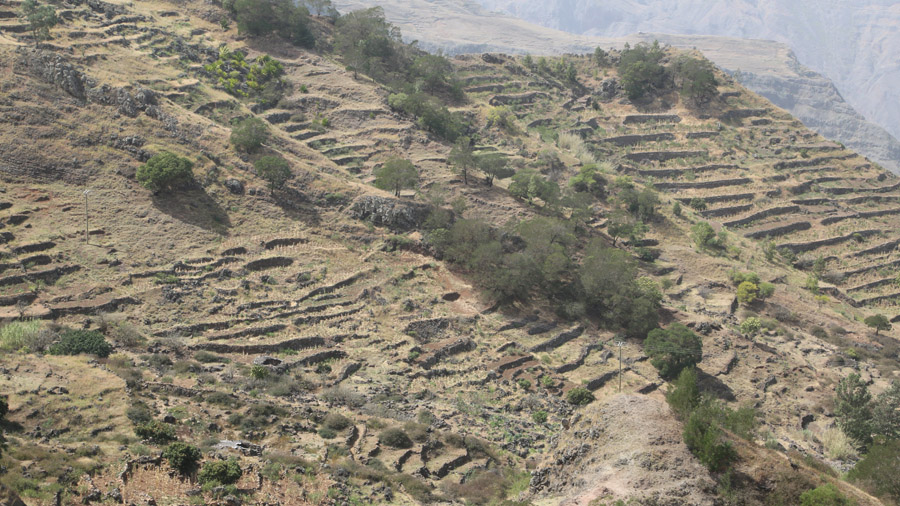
[0,320,43,352]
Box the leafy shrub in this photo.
[672,55,718,104]
[532,411,548,424]
[729,270,760,286]
[136,152,194,193]
[230,117,269,152]
[249,364,269,379]
[126,401,154,425]
[388,92,467,142]
[379,428,413,449]
[798,483,853,506]
[48,329,112,358]
[736,281,760,306]
[566,387,595,406]
[318,427,337,439]
[163,442,201,475]
[322,412,352,431]
[517,379,532,390]
[683,402,737,472]
[199,458,243,486]
[692,221,723,251]
[740,317,762,335]
[644,323,702,380]
[134,420,176,444]
[666,367,700,420]
[254,155,291,190]
[847,438,900,503]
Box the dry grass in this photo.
[822,426,858,460]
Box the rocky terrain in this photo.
[0,0,897,505]
[334,0,900,175]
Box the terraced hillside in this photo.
[0,1,896,505]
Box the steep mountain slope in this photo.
[476,0,900,145]
[0,1,896,505]
[333,0,900,175]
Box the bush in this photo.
[163,442,201,475]
[532,411,548,424]
[736,281,760,306]
[740,317,762,335]
[254,155,291,190]
[798,483,853,506]
[644,323,702,380]
[322,412,352,431]
[379,428,413,449]
[199,458,243,486]
[566,387,595,406]
[126,401,154,425]
[666,367,700,420]
[230,117,269,152]
[692,221,723,251]
[136,152,194,193]
[134,420,176,445]
[48,329,112,358]
[672,55,718,105]
[847,438,900,503]
[318,427,337,439]
[683,402,737,472]
[194,351,227,363]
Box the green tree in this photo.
[834,373,873,446]
[19,0,57,44]
[673,55,719,105]
[594,47,609,66]
[230,117,269,153]
[137,152,194,193]
[864,314,891,336]
[871,381,900,440]
[334,7,403,82]
[163,442,202,475]
[135,420,177,445]
[508,168,559,205]
[48,329,113,358]
[254,155,291,191]
[847,439,900,503]
[448,136,475,185]
[618,41,669,100]
[374,157,418,197]
[476,153,514,186]
[644,323,702,380]
[412,53,455,97]
[229,0,314,47]
[566,387,595,406]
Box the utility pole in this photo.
[83,189,91,243]
[615,339,625,393]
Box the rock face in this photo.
[349,195,431,231]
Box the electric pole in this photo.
[83,189,91,243]
[615,339,625,393]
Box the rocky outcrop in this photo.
[15,49,174,122]
[349,195,431,231]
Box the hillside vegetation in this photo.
[0,1,897,505]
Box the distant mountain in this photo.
[332,0,900,174]
[476,0,900,144]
